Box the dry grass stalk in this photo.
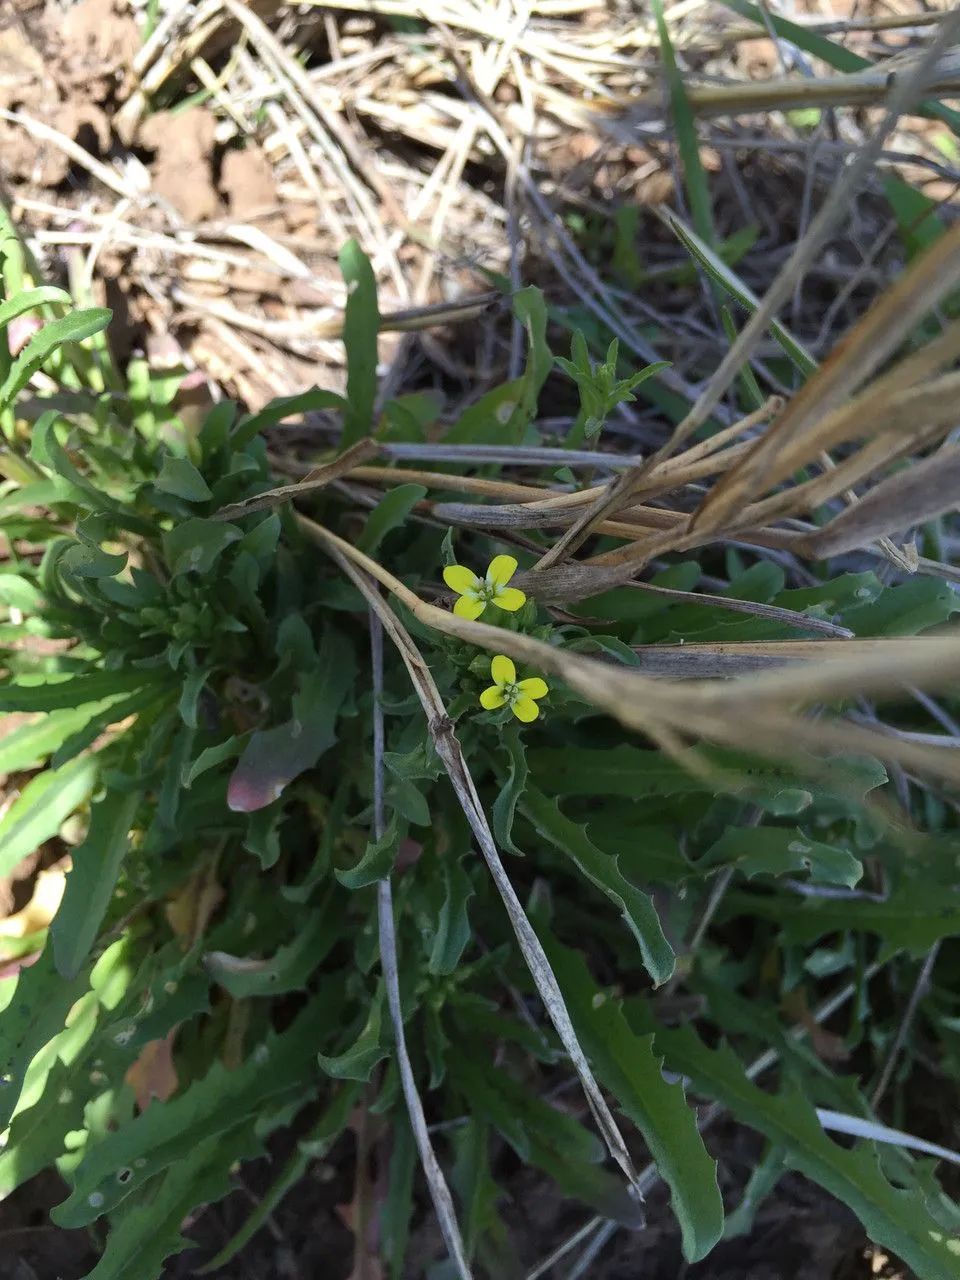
[319,531,643,1199]
[294,518,960,792]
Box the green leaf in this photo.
[0,1058,90,1196]
[0,285,70,332]
[530,744,886,817]
[227,631,356,812]
[357,482,427,553]
[337,816,400,889]
[83,1127,262,1280]
[0,755,98,880]
[162,517,242,577]
[0,572,43,612]
[317,987,388,1081]
[445,378,526,445]
[428,855,475,975]
[0,308,111,408]
[0,946,91,1131]
[661,207,817,377]
[231,386,345,450]
[699,826,862,887]
[0,702,119,773]
[49,686,168,771]
[52,787,143,979]
[204,899,345,998]
[182,736,242,787]
[720,304,765,411]
[724,1144,787,1239]
[195,1083,361,1275]
[339,240,379,447]
[544,937,723,1262]
[576,816,691,883]
[656,1024,960,1280]
[197,399,237,458]
[509,286,553,441]
[653,0,714,248]
[883,176,946,262]
[53,995,333,1228]
[843,576,960,637]
[382,1115,417,1280]
[155,455,212,502]
[520,788,675,985]
[726,876,960,957]
[491,726,528,857]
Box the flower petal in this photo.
[454,594,485,620]
[486,554,518,588]
[493,586,526,612]
[480,685,507,710]
[490,654,516,686]
[517,677,548,700]
[511,695,540,723]
[444,564,479,594]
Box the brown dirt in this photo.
[140,108,222,224]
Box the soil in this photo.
[0,1123,912,1280]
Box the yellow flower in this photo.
[479,655,548,723]
[443,555,526,621]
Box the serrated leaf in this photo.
[53,994,334,1228]
[656,1024,960,1280]
[0,308,111,408]
[700,826,862,887]
[50,686,169,770]
[336,816,399,889]
[0,702,118,774]
[456,1055,643,1226]
[52,787,143,979]
[0,669,164,713]
[0,755,98,880]
[357,483,426,553]
[491,726,527,856]
[317,987,388,1082]
[544,935,722,1260]
[726,876,960,957]
[155,455,212,502]
[162,518,242,577]
[339,240,379,447]
[82,1126,261,1280]
[521,788,675,985]
[428,854,474,975]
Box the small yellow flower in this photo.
[480,655,548,723]
[443,555,526,621]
